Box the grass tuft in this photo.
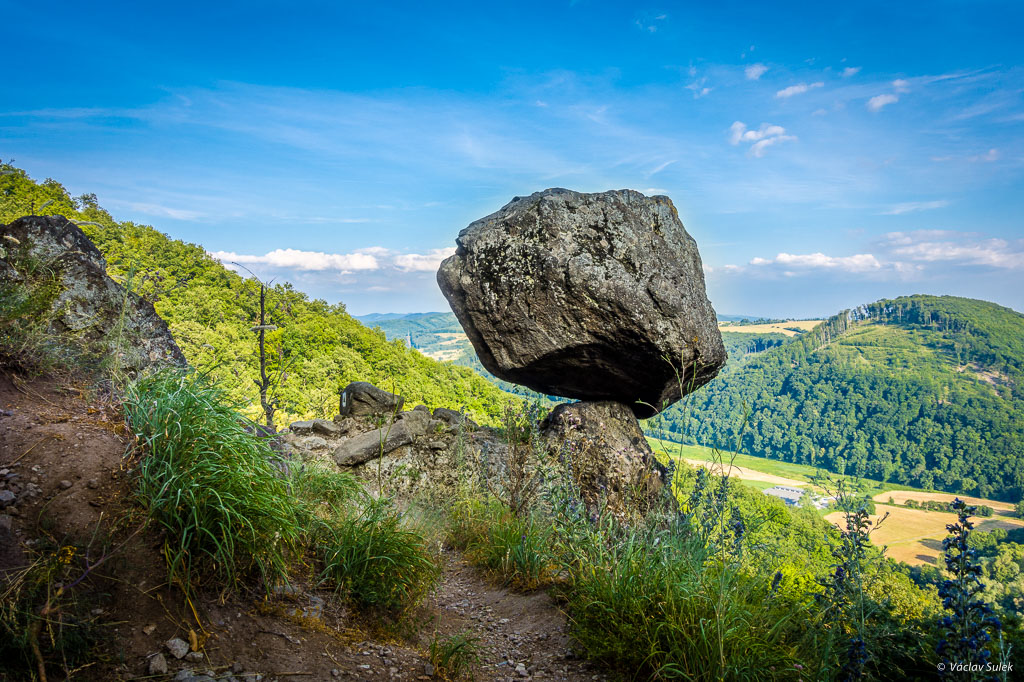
[429,630,480,680]
[123,369,301,594]
[316,496,439,613]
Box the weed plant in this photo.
[445,495,554,589]
[0,544,100,680]
[936,498,1004,679]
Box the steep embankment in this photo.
[0,162,513,424]
[658,295,1024,501]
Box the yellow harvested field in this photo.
[717,320,822,336]
[873,490,1016,515]
[825,504,1024,566]
[684,459,806,488]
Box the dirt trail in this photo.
[425,553,607,681]
[0,373,608,681]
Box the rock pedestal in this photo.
[541,400,664,517]
[437,188,726,418]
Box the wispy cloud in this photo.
[728,121,796,157]
[867,94,898,112]
[878,231,1024,269]
[120,201,206,221]
[745,63,768,80]
[635,12,667,32]
[841,67,861,78]
[970,148,1000,162]
[880,200,949,215]
[776,82,824,98]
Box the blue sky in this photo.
[3,0,1022,317]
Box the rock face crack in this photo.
[437,188,726,417]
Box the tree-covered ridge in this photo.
[0,161,513,423]
[661,295,1024,501]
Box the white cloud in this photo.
[750,252,883,273]
[867,94,898,112]
[685,78,712,98]
[729,121,796,156]
[210,248,381,272]
[646,160,675,176]
[393,247,456,272]
[749,135,797,157]
[841,66,861,78]
[892,79,910,93]
[745,63,768,80]
[880,200,949,215]
[210,246,458,274]
[776,82,824,98]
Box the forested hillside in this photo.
[656,295,1024,501]
[0,161,513,423]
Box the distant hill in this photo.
[0,162,516,424]
[653,295,1024,501]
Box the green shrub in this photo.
[124,369,301,593]
[0,545,101,680]
[316,497,438,613]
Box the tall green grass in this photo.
[446,495,555,589]
[555,526,816,680]
[315,497,439,613]
[125,370,440,615]
[123,370,301,593]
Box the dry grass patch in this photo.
[826,504,1024,567]
[873,490,1016,515]
[717,320,823,336]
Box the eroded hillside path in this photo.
[0,373,610,681]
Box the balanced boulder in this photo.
[437,189,725,417]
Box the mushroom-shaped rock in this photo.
[437,189,725,417]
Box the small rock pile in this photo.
[281,382,487,500]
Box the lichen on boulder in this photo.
[437,188,726,417]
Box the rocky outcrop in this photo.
[541,401,663,517]
[437,189,726,418]
[339,381,404,418]
[333,407,432,466]
[0,215,185,373]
